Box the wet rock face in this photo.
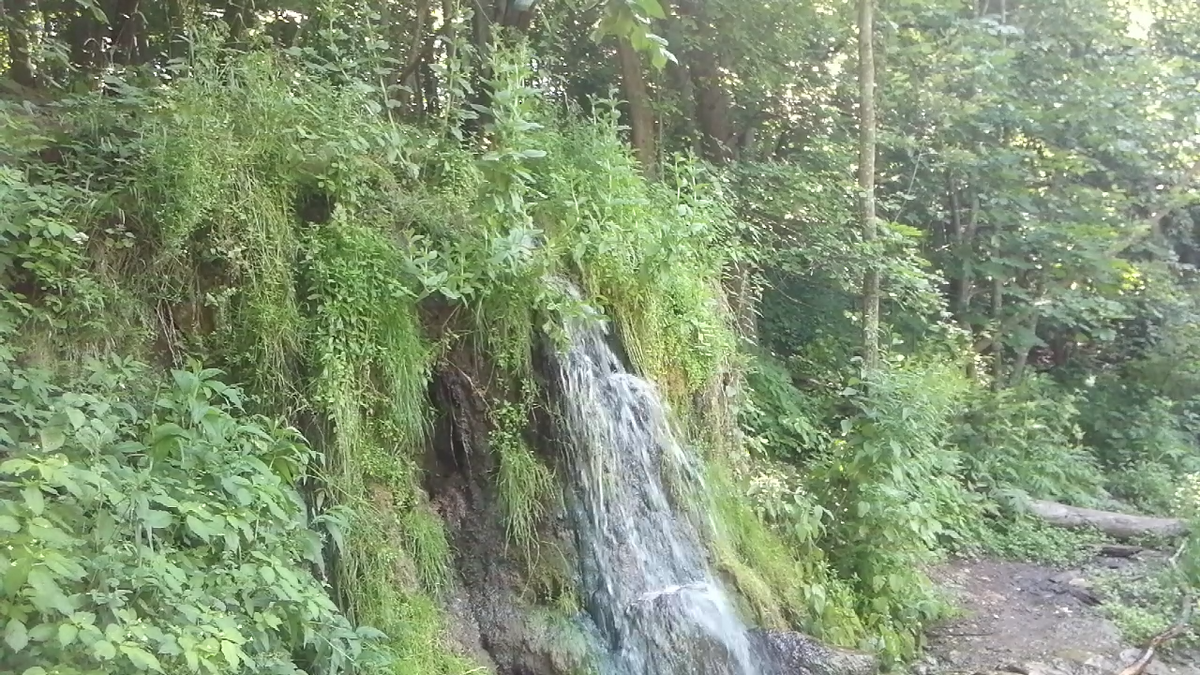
[427,358,595,675]
[619,584,758,675]
[424,326,882,675]
[751,630,878,675]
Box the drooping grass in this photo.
[491,400,557,556]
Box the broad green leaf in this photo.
[39,427,66,452]
[143,509,173,529]
[59,621,79,647]
[23,486,45,516]
[27,566,72,615]
[121,643,164,671]
[220,640,241,668]
[93,639,117,660]
[186,514,212,541]
[5,618,29,652]
[0,515,20,533]
[65,407,87,430]
[29,622,55,641]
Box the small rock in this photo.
[1018,661,1072,675]
[1117,648,1141,665]
[1083,654,1117,671]
[1050,570,1084,585]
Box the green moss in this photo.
[706,463,867,649]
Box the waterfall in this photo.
[551,308,764,675]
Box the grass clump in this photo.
[490,398,558,557]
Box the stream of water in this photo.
[552,311,766,675]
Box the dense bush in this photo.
[0,358,376,675]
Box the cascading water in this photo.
[551,306,766,675]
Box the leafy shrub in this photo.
[809,358,974,663]
[1077,381,1200,515]
[955,375,1108,507]
[707,463,867,649]
[0,358,378,675]
[741,352,833,463]
[971,513,1103,566]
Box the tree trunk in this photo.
[4,0,37,87]
[1026,500,1187,541]
[991,270,1004,389]
[1009,315,1038,387]
[858,0,880,372]
[672,0,733,164]
[223,0,255,50]
[687,45,734,163]
[112,0,142,65]
[616,36,656,178]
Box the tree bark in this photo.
[991,270,1004,389]
[858,0,880,372]
[4,0,37,87]
[1026,499,1188,540]
[223,0,255,50]
[112,0,142,65]
[687,44,734,163]
[672,0,734,164]
[616,36,656,178]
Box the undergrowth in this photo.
[2,34,777,675]
[0,357,379,675]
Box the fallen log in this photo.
[1026,500,1187,540]
[1097,543,1143,558]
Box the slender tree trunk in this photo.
[112,0,142,65]
[4,0,37,87]
[990,270,1004,389]
[616,36,656,178]
[858,0,880,372]
[1009,315,1038,387]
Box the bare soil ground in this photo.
[919,556,1199,675]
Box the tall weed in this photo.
[809,358,974,662]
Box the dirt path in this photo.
[919,557,1198,675]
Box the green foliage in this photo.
[740,352,832,463]
[4,0,1200,672]
[490,399,557,557]
[528,98,739,402]
[0,359,379,675]
[1095,473,1200,653]
[955,376,1108,507]
[969,514,1104,567]
[809,359,975,663]
[1077,381,1200,515]
[0,104,106,334]
[707,462,867,649]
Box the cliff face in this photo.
[414,315,594,675]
